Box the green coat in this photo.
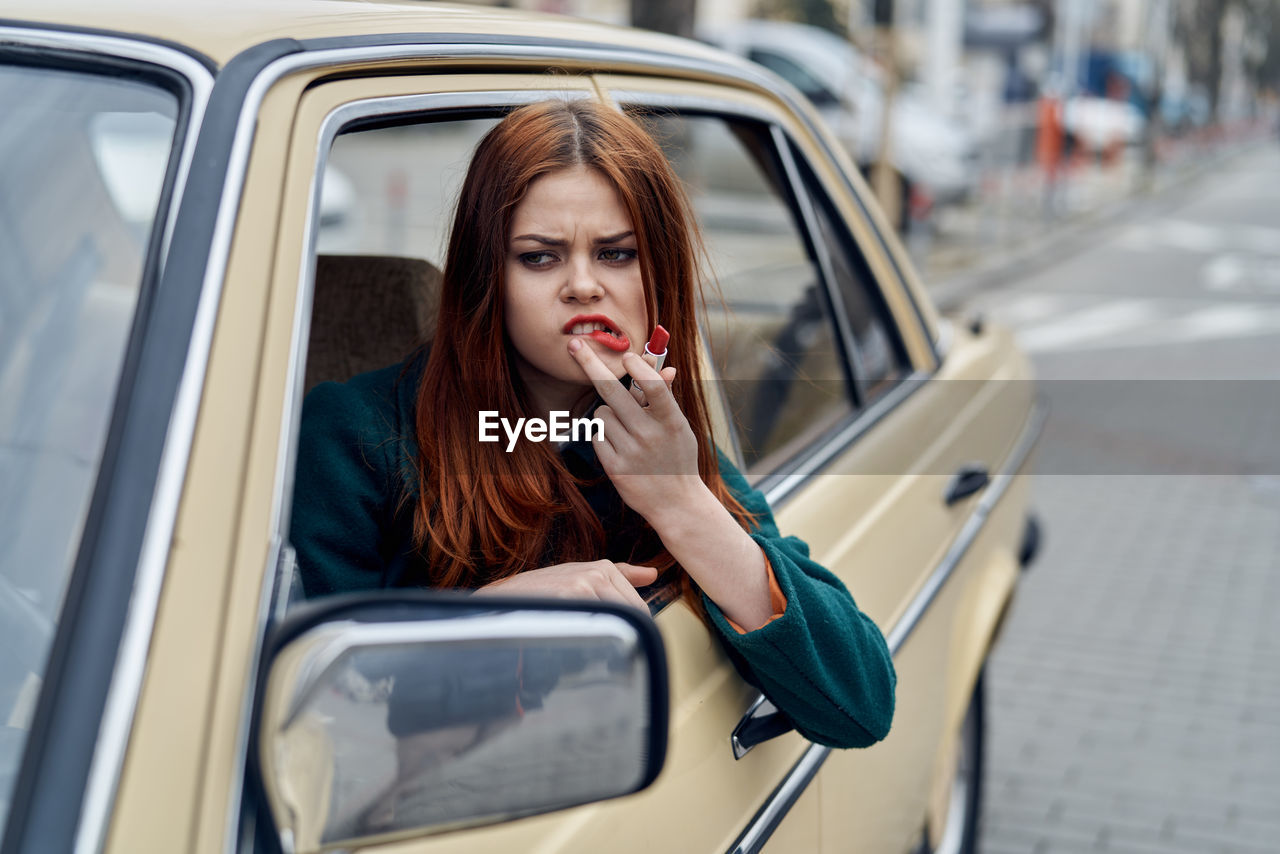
[290,354,895,748]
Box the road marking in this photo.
[976,292,1280,353]
[1115,304,1280,350]
[1237,225,1280,253]
[1115,219,1280,256]
[1202,253,1280,293]
[1117,220,1224,253]
[1202,254,1245,290]
[982,292,1075,326]
[1016,300,1159,353]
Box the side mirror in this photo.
[253,594,668,853]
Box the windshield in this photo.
[0,61,179,828]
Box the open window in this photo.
[284,94,908,615]
[304,114,502,392]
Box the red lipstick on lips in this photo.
[563,314,630,352]
[644,324,669,370]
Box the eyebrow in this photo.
[511,230,634,247]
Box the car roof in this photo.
[3,0,746,71]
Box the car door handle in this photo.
[731,694,795,759]
[944,463,990,506]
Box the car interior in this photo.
[303,254,441,394]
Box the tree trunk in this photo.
[631,0,697,38]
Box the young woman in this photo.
[291,99,895,749]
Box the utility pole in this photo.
[867,0,904,228]
[926,0,964,118]
[1140,0,1172,188]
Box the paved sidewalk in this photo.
[980,475,1280,853]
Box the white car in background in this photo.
[703,20,977,223]
[1063,95,1146,151]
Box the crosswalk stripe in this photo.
[976,291,1280,353]
[1016,300,1160,353]
[1113,219,1280,256]
[982,292,1075,326]
[1202,255,1245,291]
[1111,304,1280,350]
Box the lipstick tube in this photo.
[644,324,670,372]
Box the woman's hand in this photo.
[567,338,775,631]
[568,341,704,523]
[473,559,658,611]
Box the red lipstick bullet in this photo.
[645,325,669,371]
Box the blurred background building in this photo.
[458,0,1278,278]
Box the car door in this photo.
[173,61,817,853]
[595,74,1039,852]
[0,32,203,854]
[301,71,826,853]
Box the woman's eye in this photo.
[520,251,557,267]
[599,248,637,263]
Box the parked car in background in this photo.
[1063,95,1146,151]
[703,20,979,225]
[0,2,1042,853]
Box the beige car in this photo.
[0,2,1043,853]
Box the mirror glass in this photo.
[258,604,661,852]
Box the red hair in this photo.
[413,99,753,599]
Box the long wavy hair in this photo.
[413,99,753,598]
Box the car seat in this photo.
[303,254,442,393]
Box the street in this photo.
[952,145,1280,853]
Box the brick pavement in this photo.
[981,474,1280,853]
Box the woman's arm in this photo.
[702,449,896,749]
[643,481,775,630]
[569,343,895,748]
[641,444,897,748]
[290,379,399,597]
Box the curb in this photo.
[925,140,1270,313]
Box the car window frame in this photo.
[608,89,917,493]
[0,29,209,854]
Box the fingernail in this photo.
[568,339,582,353]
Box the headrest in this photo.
[304,254,442,392]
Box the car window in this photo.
[297,115,507,398]
[627,110,855,475]
[0,62,178,829]
[789,142,909,403]
[295,102,722,621]
[318,116,501,262]
[289,103,862,616]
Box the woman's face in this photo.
[504,165,649,406]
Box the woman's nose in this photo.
[562,256,603,302]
